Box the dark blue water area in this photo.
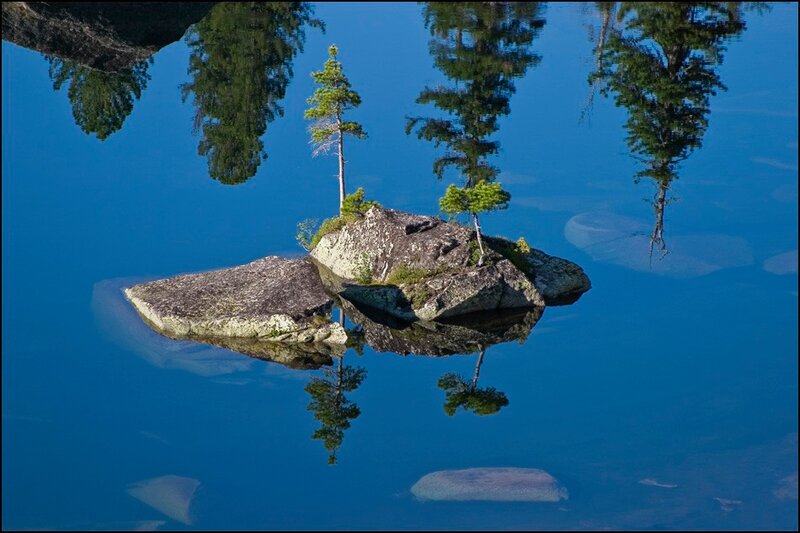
[3,2,797,530]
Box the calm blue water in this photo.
[3,2,798,530]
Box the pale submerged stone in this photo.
[411,467,568,502]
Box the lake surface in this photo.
[2,2,798,530]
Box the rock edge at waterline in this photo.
[124,256,347,345]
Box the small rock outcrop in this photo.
[494,239,592,305]
[123,207,589,354]
[311,206,590,320]
[2,2,215,71]
[125,256,346,345]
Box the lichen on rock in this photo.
[125,256,346,345]
[311,206,590,320]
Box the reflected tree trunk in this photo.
[649,180,669,262]
[471,348,485,389]
[581,2,617,123]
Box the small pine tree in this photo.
[406,4,542,268]
[439,180,511,265]
[305,45,367,213]
[341,187,380,218]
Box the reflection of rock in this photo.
[1,2,215,72]
[763,250,798,275]
[311,206,589,320]
[126,475,200,525]
[173,335,339,370]
[773,473,798,501]
[125,257,346,345]
[565,211,753,278]
[411,467,568,502]
[93,277,334,373]
[340,297,541,356]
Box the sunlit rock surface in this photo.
[126,475,200,525]
[95,277,337,372]
[340,297,542,356]
[311,206,589,320]
[1,2,215,71]
[124,257,346,345]
[565,211,753,278]
[411,467,568,502]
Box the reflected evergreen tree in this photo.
[181,2,322,184]
[580,2,619,122]
[305,355,366,465]
[589,3,750,257]
[438,349,508,416]
[406,2,545,265]
[47,57,151,140]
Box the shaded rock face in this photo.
[334,258,543,321]
[2,2,215,71]
[311,206,589,320]
[340,297,542,357]
[513,246,592,306]
[411,467,568,502]
[125,256,346,345]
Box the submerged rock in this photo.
[2,2,214,71]
[125,256,346,345]
[773,473,798,501]
[638,478,678,489]
[126,475,200,525]
[763,250,798,275]
[411,467,568,502]
[311,206,589,320]
[565,211,753,278]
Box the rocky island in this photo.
[125,206,590,353]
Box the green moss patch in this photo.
[485,236,533,276]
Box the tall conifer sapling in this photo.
[305,45,367,213]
